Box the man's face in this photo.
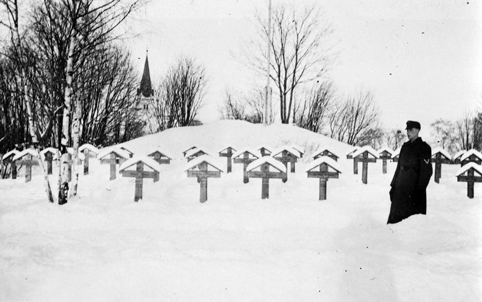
[406,128,419,140]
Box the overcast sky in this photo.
[126,0,482,132]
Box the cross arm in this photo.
[248,171,285,179]
[187,171,221,178]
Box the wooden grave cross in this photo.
[2,150,19,179]
[120,146,134,158]
[79,144,99,175]
[99,150,129,180]
[347,148,359,174]
[182,146,197,157]
[40,148,57,175]
[120,158,160,202]
[378,148,394,174]
[313,149,339,162]
[306,157,341,200]
[460,150,482,167]
[186,156,223,203]
[13,149,39,183]
[82,150,94,175]
[233,149,259,183]
[431,149,451,184]
[258,146,272,157]
[148,150,171,165]
[456,163,482,199]
[185,148,208,162]
[219,147,236,173]
[452,151,465,165]
[247,157,286,199]
[353,147,378,184]
[272,147,300,176]
[292,145,305,159]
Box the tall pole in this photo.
[264,0,272,126]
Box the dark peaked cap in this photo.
[405,120,421,130]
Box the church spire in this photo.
[137,49,153,98]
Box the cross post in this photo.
[307,162,340,200]
[355,151,376,184]
[457,168,482,199]
[353,157,359,174]
[121,161,159,202]
[273,150,296,182]
[379,151,392,174]
[187,161,221,203]
[431,153,450,184]
[219,147,235,173]
[248,163,285,199]
[100,152,126,180]
[23,154,33,182]
[234,152,257,183]
[44,151,54,175]
[83,150,93,175]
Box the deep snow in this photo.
[1,120,481,301]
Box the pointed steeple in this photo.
[137,49,153,98]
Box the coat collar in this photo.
[404,137,422,146]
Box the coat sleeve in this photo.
[417,143,433,189]
[390,152,401,187]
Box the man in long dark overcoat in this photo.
[388,121,433,224]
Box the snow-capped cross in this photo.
[456,163,482,199]
[247,157,287,199]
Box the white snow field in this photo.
[1,120,481,301]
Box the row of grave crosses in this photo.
[183,145,341,202]
[3,142,481,201]
[346,146,482,199]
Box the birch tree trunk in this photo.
[59,35,76,205]
[70,95,81,196]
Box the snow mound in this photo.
[119,120,352,162]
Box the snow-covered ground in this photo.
[1,120,481,301]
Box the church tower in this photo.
[136,49,156,133]
[138,50,154,99]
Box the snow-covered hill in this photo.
[0,121,480,301]
[120,120,353,161]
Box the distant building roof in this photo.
[137,50,153,98]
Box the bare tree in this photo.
[46,0,143,202]
[383,129,406,151]
[430,118,458,154]
[151,56,206,131]
[456,110,482,151]
[325,90,380,146]
[246,2,335,124]
[294,80,334,133]
[219,88,268,124]
[0,0,55,201]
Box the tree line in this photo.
[220,2,482,153]
[0,0,149,203]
